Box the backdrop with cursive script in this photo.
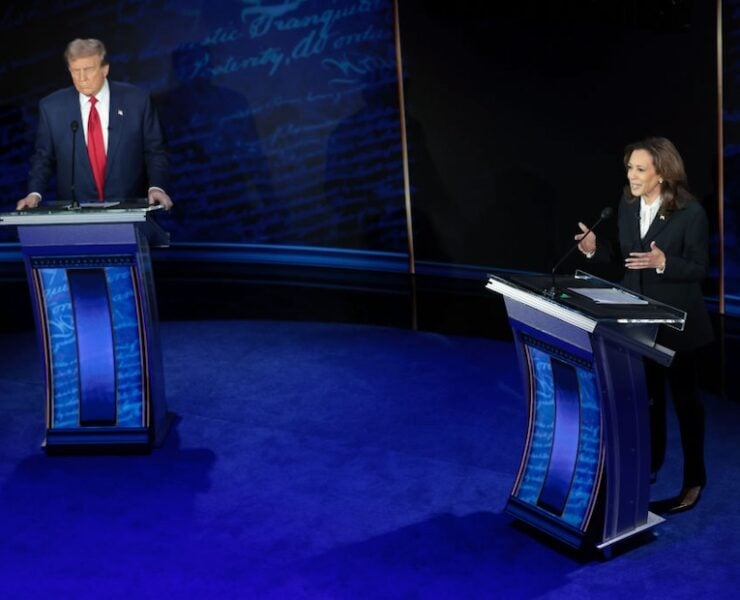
[0,0,408,252]
[0,0,730,313]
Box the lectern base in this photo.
[596,511,665,551]
[506,497,665,559]
[43,410,175,454]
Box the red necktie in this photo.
[87,96,106,200]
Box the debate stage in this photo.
[0,315,739,597]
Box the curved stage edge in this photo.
[0,242,735,400]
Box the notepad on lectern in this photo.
[79,201,121,208]
[568,287,649,305]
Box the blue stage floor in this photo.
[1,320,739,598]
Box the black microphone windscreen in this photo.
[600,206,614,219]
[71,120,79,132]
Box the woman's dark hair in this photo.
[623,137,693,215]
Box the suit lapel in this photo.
[65,89,96,192]
[106,82,123,175]
[628,201,642,247]
[65,88,83,125]
[644,209,668,244]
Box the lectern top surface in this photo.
[488,270,686,328]
[0,201,162,225]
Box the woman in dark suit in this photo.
[575,137,713,514]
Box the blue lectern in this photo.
[487,271,685,553]
[1,204,171,452]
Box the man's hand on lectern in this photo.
[16,194,41,211]
[147,188,173,211]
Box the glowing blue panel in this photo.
[516,347,555,505]
[537,360,580,516]
[106,266,143,427]
[39,268,80,428]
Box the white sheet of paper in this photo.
[568,287,649,305]
[79,202,121,208]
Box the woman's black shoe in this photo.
[649,486,702,515]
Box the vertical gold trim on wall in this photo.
[393,0,418,329]
[718,0,725,314]
[393,0,414,275]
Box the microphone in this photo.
[545,206,614,297]
[69,120,80,210]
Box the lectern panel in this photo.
[68,269,117,425]
[35,259,146,430]
[537,358,581,516]
[512,339,602,533]
[37,267,78,429]
[106,266,145,428]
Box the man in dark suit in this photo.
[16,38,172,210]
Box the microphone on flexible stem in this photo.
[544,206,614,298]
[68,120,80,210]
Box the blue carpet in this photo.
[0,320,739,598]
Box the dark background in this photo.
[402,0,718,273]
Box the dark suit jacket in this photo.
[594,192,713,351]
[28,81,169,202]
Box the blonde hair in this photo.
[64,38,107,66]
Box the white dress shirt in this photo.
[641,195,666,273]
[640,195,662,238]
